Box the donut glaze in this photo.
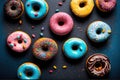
[7,31,31,52]
[50,12,74,36]
[63,38,87,59]
[17,62,41,79]
[87,21,112,43]
[33,38,58,60]
[86,54,111,77]
[25,0,49,20]
[4,0,24,19]
[70,0,94,17]
[96,0,116,12]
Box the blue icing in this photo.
[63,38,87,59]
[25,0,48,20]
[87,21,111,43]
[17,63,41,79]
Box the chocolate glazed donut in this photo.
[86,54,111,77]
[4,0,24,19]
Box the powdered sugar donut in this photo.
[7,31,31,53]
[50,12,74,36]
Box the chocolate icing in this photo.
[4,0,24,19]
[86,54,111,77]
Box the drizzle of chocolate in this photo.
[86,54,111,77]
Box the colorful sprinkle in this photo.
[23,45,26,49]
[17,35,20,39]
[49,70,53,73]
[32,34,36,38]
[9,43,14,48]
[27,3,30,6]
[40,33,43,37]
[24,39,27,43]
[53,65,57,70]
[55,9,60,13]
[62,65,67,69]
[58,2,63,6]
[35,13,38,17]
[102,29,106,33]
[108,30,112,34]
[41,27,45,31]
[32,26,35,29]
[19,73,22,77]
[19,20,23,25]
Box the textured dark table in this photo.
[0,0,120,79]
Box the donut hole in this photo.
[42,45,49,51]
[94,61,105,71]
[96,28,103,35]
[58,21,64,26]
[32,3,40,12]
[18,40,23,44]
[72,45,78,50]
[11,5,16,10]
[24,69,33,77]
[79,2,86,8]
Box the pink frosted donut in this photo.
[7,31,31,53]
[96,0,116,12]
[50,12,74,36]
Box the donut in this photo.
[50,12,74,36]
[87,21,112,43]
[70,0,94,18]
[33,38,58,60]
[96,0,116,12]
[63,38,87,59]
[17,62,41,79]
[7,31,31,53]
[86,54,111,77]
[25,0,49,20]
[4,0,24,19]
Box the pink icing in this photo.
[50,12,74,36]
[98,0,116,11]
[7,31,31,52]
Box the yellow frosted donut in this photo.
[70,0,94,18]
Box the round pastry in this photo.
[50,12,74,36]
[7,31,31,53]
[70,0,94,18]
[4,0,24,19]
[87,21,112,43]
[63,38,87,59]
[96,0,116,12]
[25,0,49,20]
[86,54,111,77]
[33,38,58,60]
[17,62,41,79]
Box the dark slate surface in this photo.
[0,0,120,79]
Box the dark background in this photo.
[0,0,120,79]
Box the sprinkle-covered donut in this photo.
[7,31,31,53]
[4,0,24,19]
[25,0,49,20]
[17,62,41,79]
[86,54,111,77]
[70,0,94,18]
[33,38,58,60]
[63,38,87,59]
[87,21,112,43]
[50,12,74,36]
[96,0,116,12]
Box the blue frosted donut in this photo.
[17,62,41,79]
[25,0,49,20]
[87,21,112,43]
[63,38,87,59]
